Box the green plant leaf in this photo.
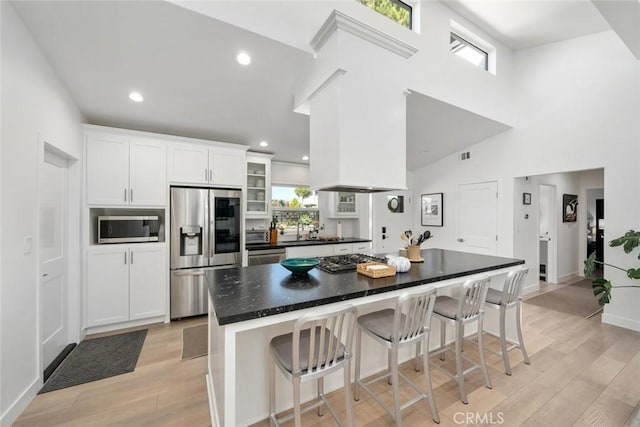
[584,255,596,276]
[609,230,640,254]
[627,268,640,279]
[592,278,612,306]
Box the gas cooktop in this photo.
[316,253,387,273]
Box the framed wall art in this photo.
[421,193,443,227]
[563,194,578,222]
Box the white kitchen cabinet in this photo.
[169,142,246,187]
[327,191,361,218]
[352,242,372,253]
[129,245,166,320]
[86,133,130,205]
[129,138,167,206]
[86,133,166,206]
[286,244,334,259]
[87,244,166,327]
[168,143,210,184]
[87,246,130,326]
[332,244,353,255]
[246,153,273,218]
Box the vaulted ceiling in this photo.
[12,0,617,170]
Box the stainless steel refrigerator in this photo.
[170,187,242,319]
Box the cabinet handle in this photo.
[130,250,133,264]
[130,188,133,203]
[209,169,212,182]
[124,251,127,264]
[124,188,127,202]
[205,169,208,182]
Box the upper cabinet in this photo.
[246,153,273,218]
[86,132,166,206]
[169,143,246,187]
[327,191,361,218]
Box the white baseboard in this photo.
[0,376,41,426]
[557,271,579,283]
[522,282,540,296]
[602,313,640,332]
[84,315,165,336]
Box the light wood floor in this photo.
[15,278,640,427]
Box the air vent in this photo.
[460,151,471,160]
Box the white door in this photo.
[86,247,130,327]
[539,184,558,283]
[456,181,498,254]
[210,149,246,187]
[168,143,209,184]
[40,150,68,369]
[130,138,167,206]
[86,133,129,205]
[129,245,166,320]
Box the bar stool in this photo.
[354,286,440,425]
[483,267,530,375]
[430,276,492,404]
[268,304,357,427]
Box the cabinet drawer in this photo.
[352,243,371,253]
[332,244,353,255]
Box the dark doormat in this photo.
[39,329,147,394]
[181,324,208,360]
[525,279,602,318]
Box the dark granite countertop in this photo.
[245,237,372,251]
[207,248,524,325]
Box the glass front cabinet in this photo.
[246,153,272,218]
[328,191,360,218]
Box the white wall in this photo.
[1,3,83,424]
[412,31,639,330]
[408,1,514,125]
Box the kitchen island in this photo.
[206,249,524,426]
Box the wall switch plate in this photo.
[24,236,33,254]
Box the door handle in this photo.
[174,270,205,277]
[457,238,464,242]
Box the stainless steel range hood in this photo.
[299,11,417,193]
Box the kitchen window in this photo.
[358,0,412,29]
[271,186,320,237]
[450,32,488,71]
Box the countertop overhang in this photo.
[245,237,372,251]
[207,248,524,325]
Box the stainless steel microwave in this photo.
[246,229,269,244]
[98,216,160,244]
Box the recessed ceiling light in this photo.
[302,155,309,161]
[259,141,268,147]
[236,52,251,66]
[129,91,144,102]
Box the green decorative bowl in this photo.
[280,258,319,276]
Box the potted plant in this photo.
[584,230,640,305]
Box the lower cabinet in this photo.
[284,242,371,258]
[87,244,166,327]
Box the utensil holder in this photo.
[407,245,421,260]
